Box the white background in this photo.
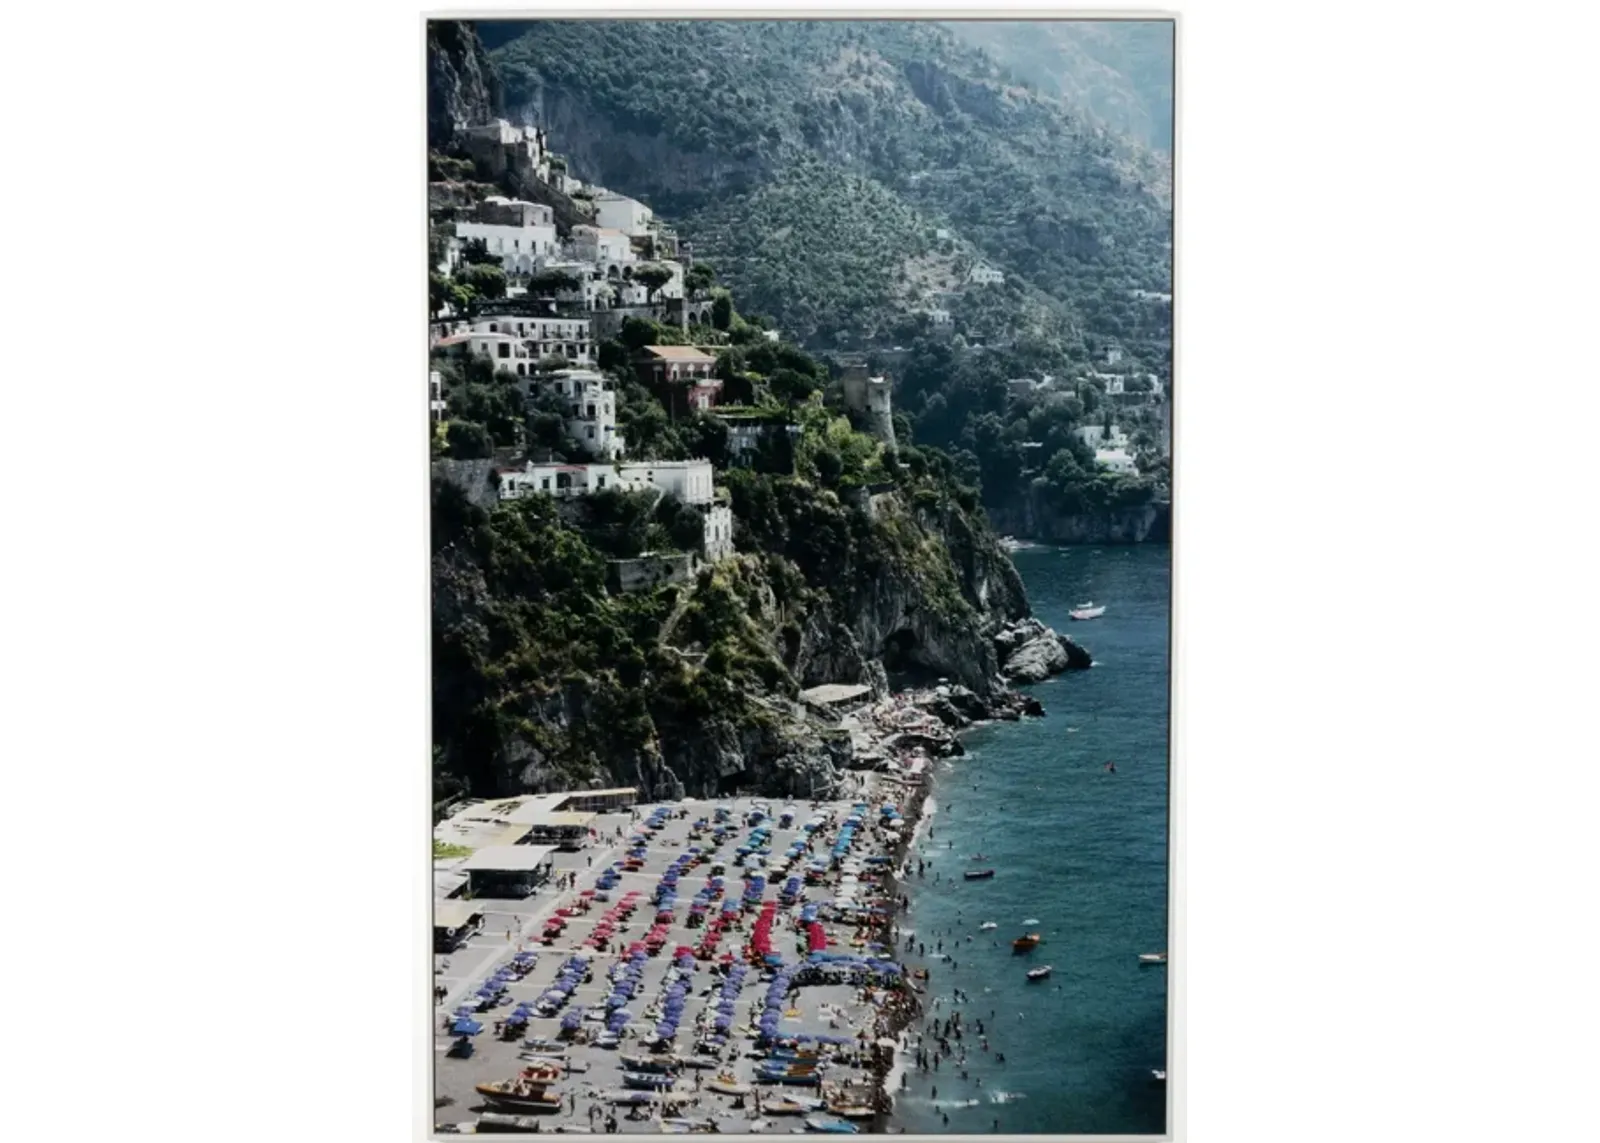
[3,2,1597,1141]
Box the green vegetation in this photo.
[489,19,1171,365]
[433,840,474,859]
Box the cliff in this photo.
[427,21,502,151]
[430,468,1048,803]
[988,492,1170,544]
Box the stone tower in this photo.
[840,366,896,447]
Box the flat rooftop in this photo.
[459,844,558,873]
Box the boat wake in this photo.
[926,1098,983,1109]
[988,1091,1027,1104]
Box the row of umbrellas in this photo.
[749,900,779,958]
[700,961,748,1045]
[651,957,697,1042]
[757,959,797,1043]
[534,952,593,1017]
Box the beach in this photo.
[433,784,933,1135]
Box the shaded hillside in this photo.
[486,19,1171,361]
[944,20,1174,153]
[427,20,502,150]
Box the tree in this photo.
[528,268,581,296]
[597,338,631,373]
[711,290,735,331]
[687,262,717,297]
[812,445,844,487]
[444,420,494,459]
[457,263,507,301]
[768,367,818,406]
[430,273,471,317]
[459,237,501,266]
[633,264,675,303]
[620,316,666,352]
[683,413,731,469]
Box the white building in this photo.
[571,225,636,268]
[593,192,654,237]
[500,458,716,506]
[500,462,637,500]
[463,120,551,184]
[1094,448,1139,476]
[522,368,623,460]
[1075,423,1130,450]
[614,460,715,505]
[455,197,558,275]
[702,503,734,561]
[430,370,447,421]
[926,308,952,326]
[968,265,1005,286]
[435,315,594,371]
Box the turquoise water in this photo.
[894,544,1171,1135]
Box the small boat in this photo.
[830,1105,878,1120]
[470,1082,566,1107]
[623,1071,677,1090]
[1026,965,1053,981]
[475,1065,565,1111]
[706,1072,751,1095]
[1139,953,1168,965]
[621,1052,679,1073]
[763,1097,811,1116]
[963,869,995,881]
[1069,605,1106,621]
[1150,1069,1167,1083]
[803,1117,860,1134]
[979,922,997,931]
[477,1111,564,1133]
[1012,933,1042,953]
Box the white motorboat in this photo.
[979,922,997,931]
[1026,965,1053,981]
[1069,605,1106,621]
[1138,953,1168,965]
[1151,1069,1167,1082]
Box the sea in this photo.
[892,543,1171,1135]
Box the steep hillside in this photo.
[944,20,1174,153]
[486,19,1171,363]
[427,20,502,150]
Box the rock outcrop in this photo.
[428,22,502,151]
[993,617,1093,682]
[987,493,1170,545]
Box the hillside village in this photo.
[429,118,908,590]
[430,116,1170,588]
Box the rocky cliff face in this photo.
[428,21,501,151]
[988,492,1170,545]
[507,84,769,209]
[788,492,1028,698]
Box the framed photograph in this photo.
[427,12,1175,1136]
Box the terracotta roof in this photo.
[643,345,717,364]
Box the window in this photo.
[541,477,550,490]
[489,323,497,333]
[498,344,510,359]
[587,404,596,418]
[597,475,606,489]
[586,426,595,440]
